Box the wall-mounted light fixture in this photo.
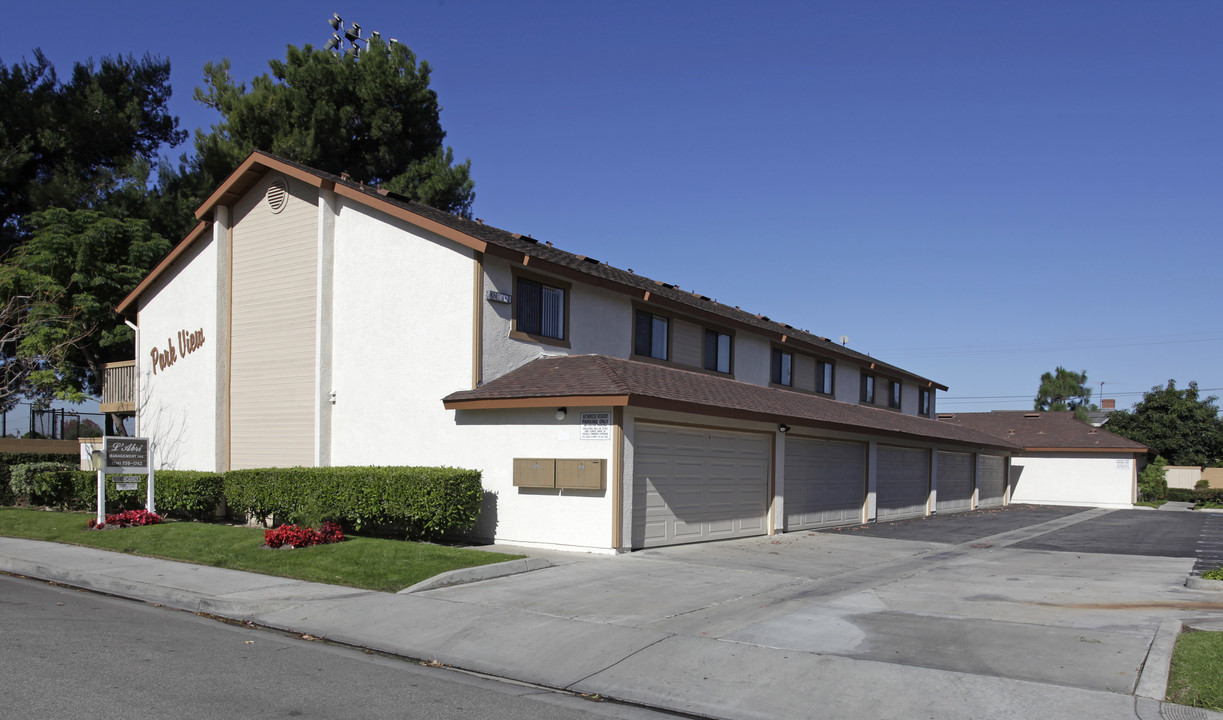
[778,424,791,433]
[555,407,567,421]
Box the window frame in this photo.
[815,359,835,396]
[632,308,671,361]
[918,388,931,416]
[888,379,902,410]
[702,327,734,375]
[510,271,571,348]
[771,347,794,387]
[860,373,876,404]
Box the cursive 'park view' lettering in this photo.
[150,328,206,374]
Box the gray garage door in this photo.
[784,437,866,530]
[877,445,931,520]
[936,450,974,512]
[978,454,1007,508]
[632,423,770,548]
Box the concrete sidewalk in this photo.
[3,523,1223,720]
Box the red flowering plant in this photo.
[87,510,163,530]
[264,521,344,549]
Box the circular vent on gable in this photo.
[265,177,288,213]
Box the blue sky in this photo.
[2,0,1220,418]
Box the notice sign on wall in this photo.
[580,412,612,440]
[103,437,151,475]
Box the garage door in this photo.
[785,437,866,530]
[632,423,770,548]
[936,451,974,512]
[978,454,1007,508]
[877,445,931,520]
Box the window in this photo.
[888,380,902,409]
[704,329,732,373]
[771,348,793,386]
[816,360,834,395]
[634,309,669,360]
[514,275,567,342]
[919,388,931,416]
[860,374,875,403]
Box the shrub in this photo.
[225,466,483,539]
[88,510,162,529]
[1167,488,1197,503]
[1197,478,1211,490]
[1138,456,1169,501]
[264,521,344,549]
[155,471,225,520]
[1203,568,1223,581]
[1194,487,1223,509]
[10,462,75,504]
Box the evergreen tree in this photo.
[1106,381,1223,466]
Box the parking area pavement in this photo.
[428,505,1223,696]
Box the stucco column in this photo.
[773,430,786,534]
[314,185,337,467]
[929,448,939,513]
[213,206,230,474]
[866,440,878,521]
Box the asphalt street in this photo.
[0,574,682,720]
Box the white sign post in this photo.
[96,437,155,522]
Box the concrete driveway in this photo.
[431,505,1223,696]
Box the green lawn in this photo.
[1167,630,1223,711]
[0,508,521,593]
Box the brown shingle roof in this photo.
[936,411,1147,452]
[444,355,1017,450]
[120,151,945,390]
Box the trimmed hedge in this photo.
[8,468,224,518]
[1166,488,1197,503]
[155,471,225,519]
[10,462,77,505]
[1,452,78,505]
[224,466,483,539]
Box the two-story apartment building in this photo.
[116,151,1018,552]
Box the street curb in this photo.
[1135,618,1181,700]
[1186,576,1223,591]
[397,557,553,594]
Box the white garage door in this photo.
[936,451,974,512]
[877,445,931,520]
[784,437,866,530]
[632,423,770,548]
[978,454,1007,508]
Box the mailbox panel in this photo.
[513,458,556,488]
[556,459,605,490]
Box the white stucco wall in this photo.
[136,228,223,471]
[327,200,474,463]
[1009,453,1136,509]
[480,255,629,383]
[450,406,617,552]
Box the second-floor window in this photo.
[634,309,669,360]
[860,374,875,403]
[704,329,731,373]
[919,388,931,416]
[771,348,793,386]
[515,276,566,341]
[816,360,833,394]
[888,380,902,409]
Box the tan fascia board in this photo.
[444,395,631,410]
[194,152,325,221]
[331,184,488,255]
[116,220,212,316]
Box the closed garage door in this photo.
[877,445,931,520]
[936,451,974,512]
[632,423,770,548]
[978,454,1007,508]
[785,437,866,530]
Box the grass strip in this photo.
[1167,630,1223,711]
[0,507,520,593]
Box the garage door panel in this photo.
[784,437,867,530]
[978,454,1007,508]
[936,451,974,512]
[877,446,930,520]
[633,423,770,548]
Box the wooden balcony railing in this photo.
[99,360,136,414]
